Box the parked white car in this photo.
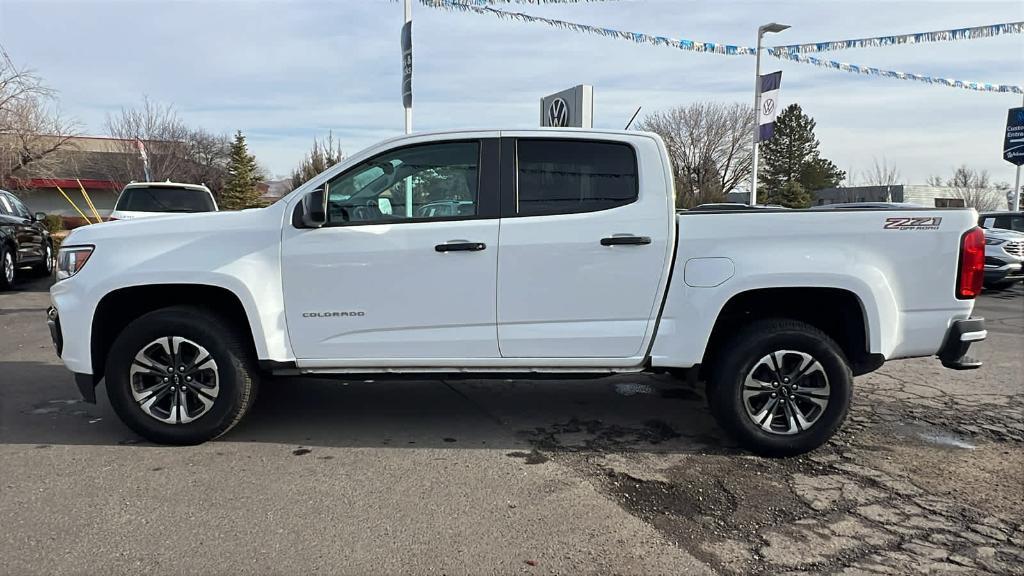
[48,129,987,455]
[109,182,217,221]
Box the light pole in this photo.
[1014,92,1023,211]
[749,22,790,206]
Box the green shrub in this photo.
[43,214,65,233]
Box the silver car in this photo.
[981,227,1024,289]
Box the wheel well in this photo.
[701,288,881,377]
[91,284,255,380]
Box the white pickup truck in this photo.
[47,129,988,455]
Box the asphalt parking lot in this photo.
[1,277,1022,575]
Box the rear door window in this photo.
[515,139,638,217]
[0,194,13,216]
[116,187,216,213]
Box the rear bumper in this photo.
[937,317,986,370]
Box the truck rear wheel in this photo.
[105,306,258,445]
[707,318,852,457]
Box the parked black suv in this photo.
[0,189,54,290]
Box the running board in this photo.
[273,366,646,377]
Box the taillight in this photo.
[956,227,985,299]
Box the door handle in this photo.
[435,241,487,252]
[600,235,651,246]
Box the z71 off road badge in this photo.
[883,217,942,230]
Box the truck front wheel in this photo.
[707,318,852,457]
[105,306,258,445]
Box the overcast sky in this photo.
[1,0,1022,185]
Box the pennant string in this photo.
[419,0,1023,94]
[769,51,1023,94]
[418,0,757,55]
[771,21,1024,54]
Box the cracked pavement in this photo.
[1,278,1021,574]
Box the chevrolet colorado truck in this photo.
[47,129,988,455]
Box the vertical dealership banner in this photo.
[1004,107,1024,165]
[401,21,413,109]
[758,71,782,141]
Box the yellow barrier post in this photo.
[77,179,103,223]
[55,185,93,224]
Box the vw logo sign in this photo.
[547,97,569,127]
[762,98,775,116]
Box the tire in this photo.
[105,306,258,445]
[0,244,14,291]
[706,318,852,457]
[30,242,53,277]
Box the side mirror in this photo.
[34,212,47,223]
[301,188,327,228]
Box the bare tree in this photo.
[861,157,901,187]
[946,165,1005,211]
[0,45,78,187]
[290,132,345,189]
[925,174,944,187]
[182,128,231,193]
[104,97,231,195]
[636,102,754,208]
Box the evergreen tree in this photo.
[758,104,844,207]
[290,132,345,190]
[221,130,262,210]
[776,180,811,209]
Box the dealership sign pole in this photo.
[1006,102,1024,211]
[402,0,414,216]
[402,0,413,135]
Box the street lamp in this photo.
[749,22,790,206]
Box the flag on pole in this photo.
[758,71,783,141]
[135,139,153,181]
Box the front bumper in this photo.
[937,318,986,370]
[984,258,1024,284]
[46,306,62,357]
[47,306,97,403]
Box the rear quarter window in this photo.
[515,139,638,217]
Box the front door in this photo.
[496,135,674,358]
[281,137,501,362]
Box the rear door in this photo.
[281,136,502,362]
[495,134,675,358]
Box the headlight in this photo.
[56,246,94,281]
[984,237,1005,245]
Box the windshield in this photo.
[115,186,216,213]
